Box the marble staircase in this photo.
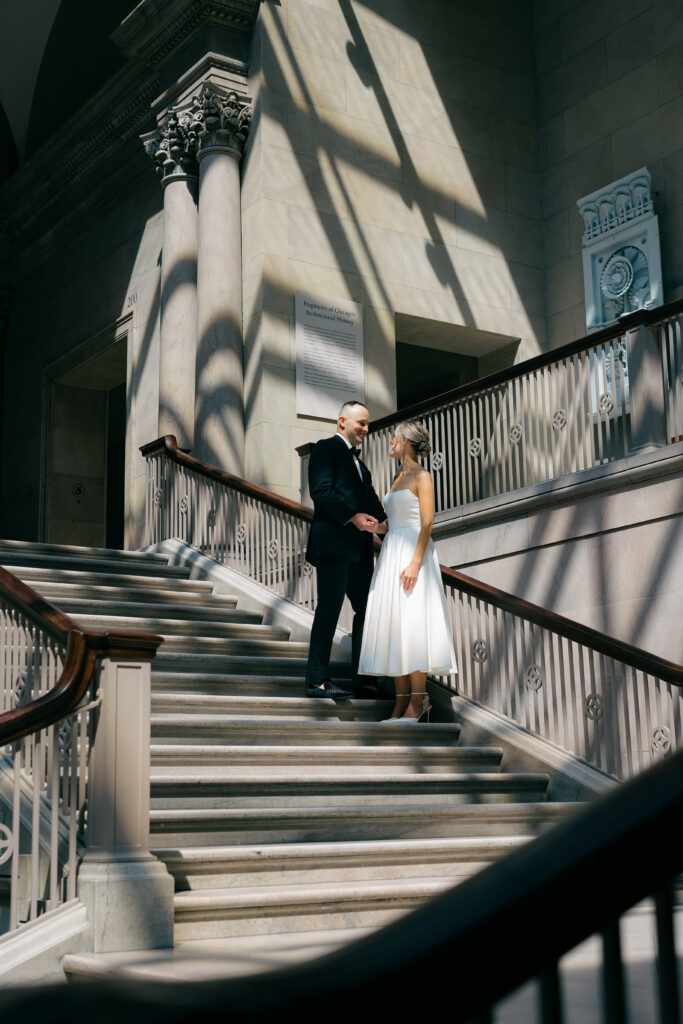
[0,540,582,979]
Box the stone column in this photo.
[192,87,252,473]
[144,109,199,450]
[625,322,667,454]
[77,653,174,952]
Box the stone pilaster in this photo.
[144,107,199,449]
[192,86,252,472]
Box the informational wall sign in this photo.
[295,291,364,420]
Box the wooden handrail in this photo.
[3,744,681,1018]
[0,564,163,745]
[144,436,683,688]
[370,295,683,431]
[141,434,313,521]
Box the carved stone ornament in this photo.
[144,106,200,181]
[179,494,189,515]
[236,523,247,544]
[577,168,663,332]
[191,86,252,157]
[0,823,14,867]
[509,424,523,444]
[207,508,217,529]
[469,437,482,458]
[302,561,313,577]
[268,538,280,560]
[13,672,29,707]
[652,725,672,755]
[472,639,488,663]
[584,692,604,721]
[525,665,543,691]
[552,409,567,431]
[431,451,444,471]
[58,717,74,753]
[153,487,163,508]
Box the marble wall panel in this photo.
[563,60,659,158]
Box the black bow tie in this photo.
[350,446,362,458]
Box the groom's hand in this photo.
[350,513,378,532]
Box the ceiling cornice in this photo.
[112,0,262,67]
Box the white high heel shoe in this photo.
[381,692,431,723]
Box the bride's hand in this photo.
[399,561,420,592]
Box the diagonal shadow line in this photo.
[338,0,475,321]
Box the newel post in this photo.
[77,638,173,952]
[625,322,667,454]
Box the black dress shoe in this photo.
[306,681,354,701]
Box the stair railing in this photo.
[3,743,682,1020]
[142,436,683,781]
[362,298,683,512]
[0,565,162,936]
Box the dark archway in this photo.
[26,0,138,157]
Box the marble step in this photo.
[17,580,232,606]
[0,539,170,564]
[171,876,462,940]
[7,560,194,582]
[150,771,550,808]
[62,928,376,982]
[150,743,503,772]
[150,693,391,720]
[150,655,352,679]
[150,672,331,696]
[151,652,346,675]
[151,716,462,746]
[43,598,252,624]
[150,799,576,845]
[72,613,288,642]
[156,836,527,890]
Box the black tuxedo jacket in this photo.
[306,435,387,566]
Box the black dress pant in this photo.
[305,556,374,689]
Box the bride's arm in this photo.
[399,472,434,592]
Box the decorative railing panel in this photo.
[437,581,682,781]
[659,307,683,442]
[143,437,683,784]
[145,443,318,615]
[0,604,98,932]
[0,565,162,941]
[365,300,683,514]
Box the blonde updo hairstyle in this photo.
[396,420,431,460]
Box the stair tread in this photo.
[153,835,529,864]
[151,801,575,822]
[174,876,458,909]
[151,771,548,787]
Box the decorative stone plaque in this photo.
[577,168,663,332]
[295,291,364,420]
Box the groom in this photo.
[305,400,387,699]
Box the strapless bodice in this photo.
[383,489,421,530]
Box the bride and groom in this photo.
[305,400,457,722]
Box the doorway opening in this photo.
[44,334,127,549]
[394,313,520,409]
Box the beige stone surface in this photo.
[563,60,659,157]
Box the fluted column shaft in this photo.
[160,173,198,448]
[195,143,244,471]
[193,88,251,473]
[144,108,200,450]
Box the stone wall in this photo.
[536,0,683,347]
[434,446,683,664]
[0,144,162,546]
[242,0,544,498]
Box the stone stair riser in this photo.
[173,902,412,941]
[150,721,463,746]
[150,745,504,771]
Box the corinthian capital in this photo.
[144,106,200,183]
[190,87,252,158]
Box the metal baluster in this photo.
[539,961,563,1024]
[654,881,681,1024]
[48,722,59,909]
[10,743,22,929]
[601,917,626,1024]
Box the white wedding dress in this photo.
[358,489,458,677]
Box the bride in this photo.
[358,420,457,722]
